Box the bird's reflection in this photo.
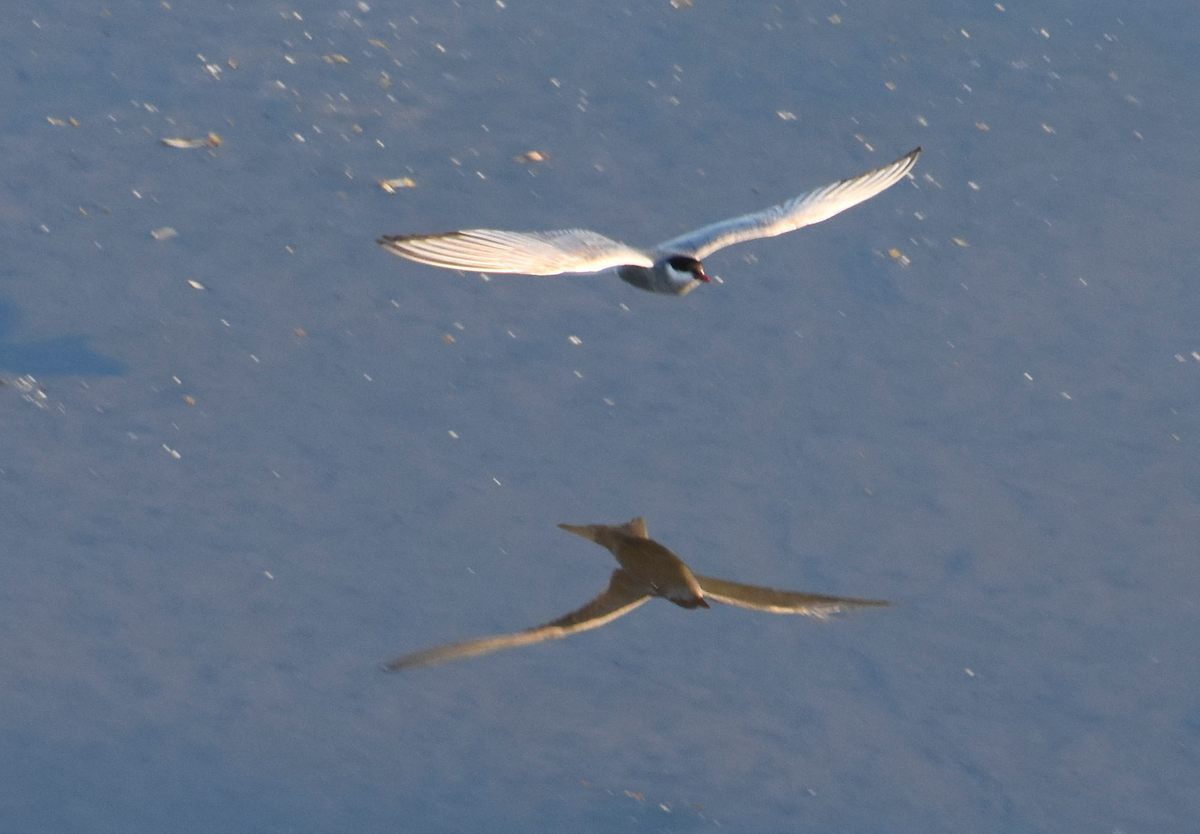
[383,517,889,671]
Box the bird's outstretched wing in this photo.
[657,147,921,261]
[382,569,651,671]
[377,229,653,275]
[694,574,890,618]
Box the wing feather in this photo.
[378,229,653,275]
[382,570,651,671]
[658,148,921,261]
[694,574,890,617]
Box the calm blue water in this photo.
[3,1,1197,831]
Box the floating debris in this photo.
[13,375,48,409]
[151,227,178,241]
[513,150,550,163]
[161,133,222,149]
[379,176,416,193]
[46,116,80,127]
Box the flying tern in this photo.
[382,517,889,671]
[378,147,919,295]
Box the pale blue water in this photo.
[3,1,1198,831]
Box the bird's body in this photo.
[383,517,888,671]
[557,518,708,609]
[378,148,920,296]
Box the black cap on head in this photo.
[668,256,711,283]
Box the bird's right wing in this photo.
[657,148,920,261]
[694,574,889,618]
[378,229,654,275]
[382,570,651,671]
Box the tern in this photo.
[382,517,889,671]
[378,147,919,295]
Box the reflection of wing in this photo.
[383,570,651,671]
[377,229,653,275]
[657,148,920,261]
[694,575,889,617]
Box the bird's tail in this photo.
[558,522,603,542]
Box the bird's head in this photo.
[666,256,711,284]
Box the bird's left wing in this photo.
[378,229,653,275]
[382,569,651,671]
[657,148,920,261]
[694,574,890,618]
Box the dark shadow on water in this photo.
[0,300,125,377]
